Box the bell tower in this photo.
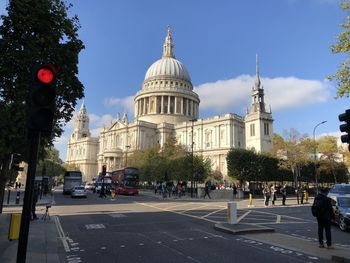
[245,55,274,152]
[71,99,90,140]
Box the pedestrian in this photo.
[300,186,305,205]
[271,184,277,205]
[280,184,287,205]
[99,185,107,198]
[233,183,237,199]
[262,185,270,206]
[295,187,300,205]
[203,182,211,199]
[312,188,335,249]
[31,185,38,220]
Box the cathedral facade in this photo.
[66,27,274,182]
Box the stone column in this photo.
[181,97,184,115]
[143,98,146,115]
[168,96,171,114]
[161,96,164,113]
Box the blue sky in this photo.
[1,0,349,160]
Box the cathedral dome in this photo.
[144,57,191,82]
[134,26,199,124]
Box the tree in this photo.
[317,136,339,160]
[36,147,65,178]
[0,0,84,210]
[328,1,350,97]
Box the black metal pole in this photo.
[17,130,40,263]
[7,188,10,204]
[191,120,194,198]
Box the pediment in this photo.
[108,120,126,131]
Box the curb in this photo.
[332,255,350,263]
[214,223,275,235]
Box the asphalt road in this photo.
[51,190,348,263]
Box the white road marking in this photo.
[85,224,105,229]
[54,216,70,252]
[276,214,281,223]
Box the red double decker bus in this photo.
[111,167,139,195]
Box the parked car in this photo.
[328,194,350,231]
[71,186,87,198]
[328,184,350,196]
[84,183,95,191]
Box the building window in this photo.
[220,129,225,145]
[170,96,175,114]
[264,123,269,136]
[157,96,161,113]
[250,124,255,137]
[163,96,168,113]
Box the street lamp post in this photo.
[313,120,327,193]
[190,119,197,198]
[125,145,131,167]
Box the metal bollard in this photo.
[227,202,237,224]
[15,191,20,204]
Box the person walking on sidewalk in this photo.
[271,184,277,205]
[232,183,237,199]
[203,182,211,199]
[263,185,270,206]
[312,188,335,249]
[280,184,287,205]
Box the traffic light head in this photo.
[339,109,350,144]
[27,64,57,132]
[102,165,107,176]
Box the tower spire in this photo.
[79,98,87,115]
[162,25,175,58]
[255,54,261,89]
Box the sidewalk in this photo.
[0,194,59,263]
[140,189,314,209]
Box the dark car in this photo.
[328,184,350,196]
[329,195,350,231]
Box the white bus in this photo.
[63,171,82,194]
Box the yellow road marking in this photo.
[237,210,251,223]
[201,208,226,218]
[136,202,218,223]
[179,204,210,213]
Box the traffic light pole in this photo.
[17,130,40,263]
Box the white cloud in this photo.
[91,127,103,137]
[54,135,69,146]
[89,114,115,129]
[104,96,134,116]
[194,75,331,113]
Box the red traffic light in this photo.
[36,64,57,84]
[37,68,54,84]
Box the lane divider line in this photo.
[54,216,70,252]
[276,215,281,223]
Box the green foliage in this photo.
[317,136,339,160]
[226,148,279,183]
[318,160,349,183]
[0,0,84,159]
[328,1,350,97]
[36,147,65,178]
[127,137,211,182]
